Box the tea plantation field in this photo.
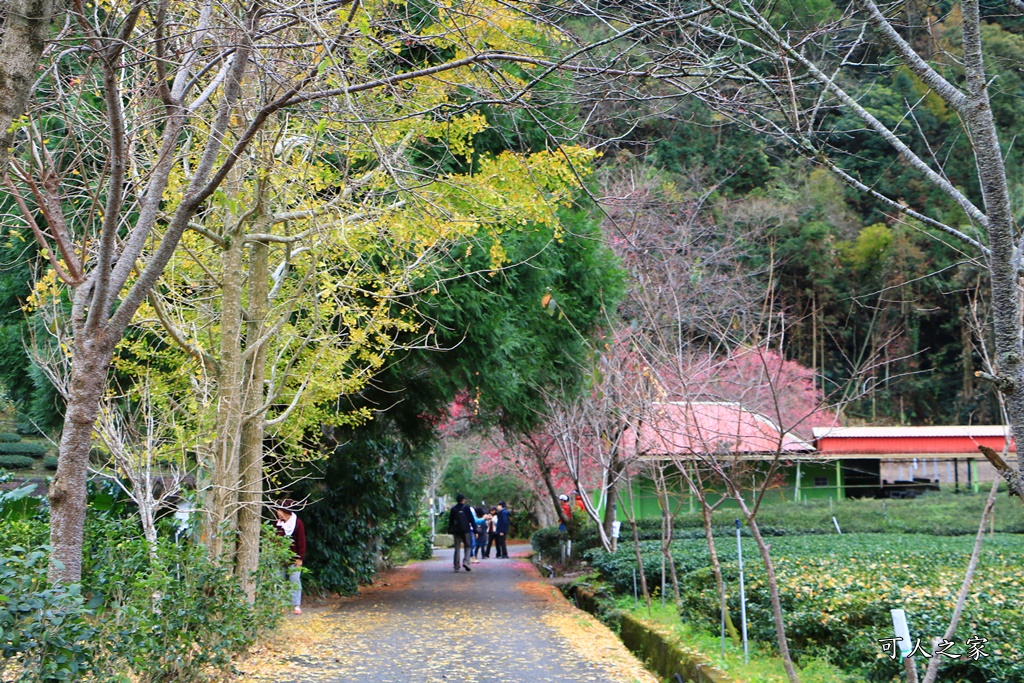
[587,533,1024,682]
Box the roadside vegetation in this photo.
[539,491,1024,682]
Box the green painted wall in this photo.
[615,460,847,520]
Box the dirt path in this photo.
[238,545,657,683]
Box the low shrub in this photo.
[388,515,434,564]
[532,517,779,559]
[0,433,22,443]
[1,493,292,683]
[0,442,49,457]
[43,456,57,470]
[530,509,604,560]
[686,491,1024,536]
[0,547,96,683]
[93,526,290,683]
[0,455,36,469]
[0,519,48,550]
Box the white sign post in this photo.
[890,609,912,660]
[891,608,919,682]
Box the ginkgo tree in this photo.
[118,104,596,598]
[4,0,604,585]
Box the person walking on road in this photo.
[484,506,498,558]
[470,506,487,562]
[273,500,306,614]
[494,500,510,559]
[448,494,475,572]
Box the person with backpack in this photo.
[494,500,510,559]
[448,494,475,572]
[471,506,488,562]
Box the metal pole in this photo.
[633,567,638,606]
[661,553,666,608]
[735,519,748,663]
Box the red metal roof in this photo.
[813,426,1015,455]
[622,401,813,457]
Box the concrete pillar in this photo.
[794,461,801,503]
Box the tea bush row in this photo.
[587,534,1024,682]
[0,443,49,456]
[532,491,1024,559]
[0,456,36,470]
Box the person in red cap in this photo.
[274,500,306,614]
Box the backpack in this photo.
[449,504,471,534]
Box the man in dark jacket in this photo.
[494,500,510,559]
[448,494,475,572]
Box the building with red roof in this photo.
[618,403,1015,516]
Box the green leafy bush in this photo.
[1,484,291,683]
[389,515,435,564]
[73,510,291,683]
[0,519,48,551]
[0,442,49,456]
[43,456,57,470]
[0,547,96,683]
[0,478,41,520]
[93,528,288,683]
[532,516,776,559]
[0,455,36,469]
[0,433,22,443]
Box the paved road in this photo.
[243,544,653,683]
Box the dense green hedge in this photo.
[0,433,22,443]
[587,534,1024,682]
[0,442,49,456]
[43,456,57,470]
[0,455,36,469]
[300,436,431,594]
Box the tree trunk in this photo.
[236,240,269,602]
[602,455,623,541]
[629,516,650,608]
[701,502,726,616]
[655,467,679,603]
[48,343,112,584]
[737,497,800,683]
[960,0,1024,500]
[619,485,650,607]
[0,0,54,169]
[532,442,571,526]
[206,227,245,560]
